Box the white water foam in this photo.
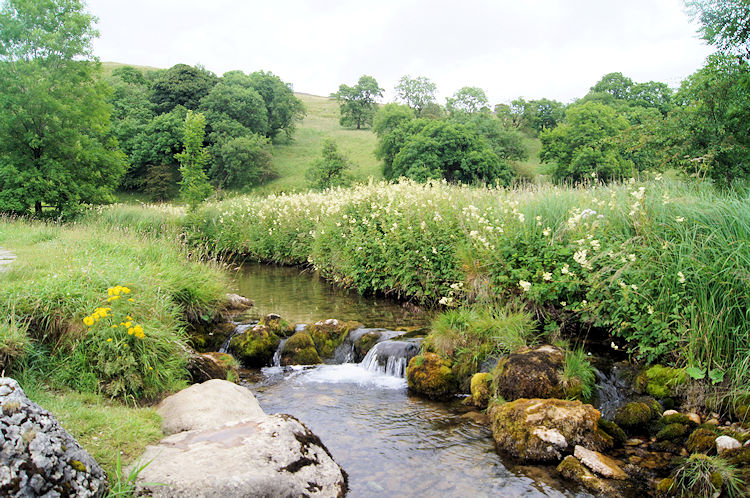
[299,364,407,390]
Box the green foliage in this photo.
[508,97,566,134]
[395,75,437,116]
[670,453,745,498]
[246,70,305,139]
[561,349,596,401]
[387,120,513,185]
[539,101,634,182]
[305,138,354,190]
[446,86,490,115]
[459,113,528,163]
[210,134,274,190]
[687,0,750,60]
[373,103,414,137]
[333,75,383,129]
[142,163,178,202]
[149,63,217,114]
[176,111,213,210]
[0,313,29,372]
[0,0,126,216]
[200,80,268,136]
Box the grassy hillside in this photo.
[262,93,382,194]
[100,61,162,78]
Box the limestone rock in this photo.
[158,379,266,435]
[492,345,565,401]
[490,398,612,462]
[686,412,701,425]
[224,293,254,311]
[573,445,628,479]
[136,415,347,497]
[406,353,457,400]
[281,331,322,366]
[306,319,362,358]
[557,455,617,496]
[187,351,237,383]
[662,409,679,417]
[229,321,281,368]
[0,377,107,497]
[716,435,741,454]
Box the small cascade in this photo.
[272,338,288,367]
[594,364,632,419]
[360,339,421,378]
[218,323,252,354]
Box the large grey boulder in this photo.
[135,379,347,497]
[0,377,107,497]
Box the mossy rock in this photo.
[723,446,750,466]
[406,353,457,400]
[191,321,236,353]
[307,319,362,358]
[229,324,280,368]
[656,423,689,442]
[353,331,381,358]
[732,404,750,423]
[557,455,617,495]
[656,477,674,496]
[187,351,239,383]
[258,313,295,338]
[613,402,653,432]
[281,331,321,366]
[635,365,687,399]
[661,413,693,426]
[598,419,627,447]
[685,428,718,454]
[492,345,565,401]
[469,373,493,409]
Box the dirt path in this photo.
[0,247,15,272]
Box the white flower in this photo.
[678,271,686,284]
[610,342,619,351]
[560,301,567,307]
[628,253,636,262]
[647,305,654,315]
[631,284,638,291]
[518,213,525,223]
[676,216,685,223]
[542,272,553,281]
[519,280,532,292]
[561,264,570,275]
[543,227,551,237]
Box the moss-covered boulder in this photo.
[353,330,381,358]
[229,323,281,368]
[557,455,618,495]
[258,313,295,338]
[598,419,627,447]
[686,427,718,454]
[307,319,362,358]
[656,423,689,442]
[191,321,236,353]
[406,353,457,400]
[635,365,687,399]
[492,345,565,401]
[468,372,493,409]
[613,401,658,432]
[280,332,321,366]
[489,398,612,462]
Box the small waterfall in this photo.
[218,323,253,354]
[360,339,421,378]
[272,338,288,367]
[594,365,632,420]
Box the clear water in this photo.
[233,264,588,497]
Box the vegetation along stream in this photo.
[233,263,590,497]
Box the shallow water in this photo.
[233,264,589,497]
[232,263,429,329]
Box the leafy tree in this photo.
[446,86,490,115]
[494,103,524,128]
[333,75,383,129]
[247,70,305,139]
[389,120,511,185]
[395,75,437,116]
[150,63,218,114]
[373,103,414,137]
[590,72,634,100]
[143,163,178,201]
[306,138,354,190]
[539,101,633,182]
[176,111,212,210]
[687,0,750,61]
[461,114,528,162]
[0,0,126,216]
[200,82,268,135]
[209,134,274,189]
[376,118,431,179]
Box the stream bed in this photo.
[233,264,589,497]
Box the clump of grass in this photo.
[561,348,596,402]
[0,312,29,372]
[669,453,745,498]
[423,305,537,383]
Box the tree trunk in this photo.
[35,201,42,216]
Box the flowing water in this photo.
[233,264,590,497]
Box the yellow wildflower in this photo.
[83,316,94,326]
[124,321,132,328]
[121,287,131,294]
[106,338,112,342]
[111,325,118,328]
[127,328,134,335]
[128,298,134,302]
[126,316,133,321]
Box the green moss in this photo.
[69,459,87,472]
[229,324,280,368]
[258,314,295,338]
[353,331,380,357]
[470,372,493,409]
[281,331,321,365]
[614,401,653,431]
[307,320,362,358]
[656,423,689,441]
[686,428,718,454]
[662,413,693,426]
[406,353,457,399]
[598,418,627,446]
[724,446,750,466]
[637,365,687,399]
[656,477,674,495]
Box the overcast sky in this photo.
[86,0,715,105]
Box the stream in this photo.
[232,263,592,497]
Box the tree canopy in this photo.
[0,0,125,216]
[333,75,383,129]
[306,138,354,190]
[150,63,217,114]
[687,0,750,61]
[394,75,437,116]
[446,86,490,115]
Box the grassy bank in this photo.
[172,178,749,396]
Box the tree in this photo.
[247,70,305,139]
[176,111,212,210]
[333,75,383,129]
[446,86,490,115]
[687,0,750,61]
[388,120,511,185]
[0,0,126,216]
[590,72,634,100]
[373,103,414,137]
[539,101,633,182]
[306,139,354,190]
[200,82,268,135]
[461,114,528,162]
[395,75,437,116]
[150,64,218,114]
[209,134,274,189]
